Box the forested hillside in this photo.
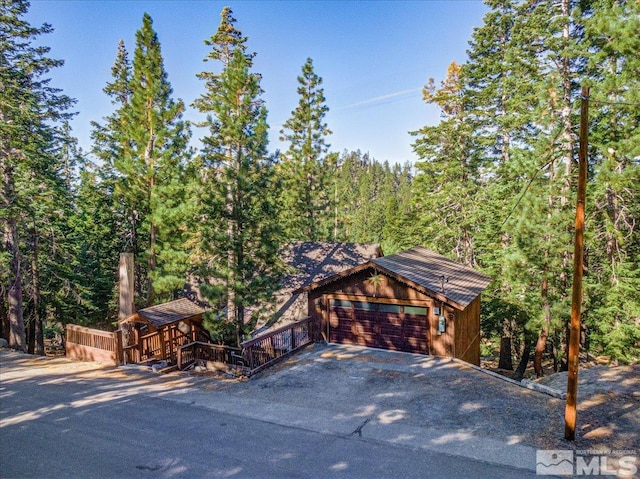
[2,1,638,367]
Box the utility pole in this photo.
[564,86,589,440]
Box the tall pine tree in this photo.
[92,14,191,306]
[194,11,283,346]
[279,57,333,241]
[462,0,540,370]
[410,62,480,266]
[506,0,583,376]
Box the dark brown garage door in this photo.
[329,300,429,354]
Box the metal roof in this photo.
[371,247,492,309]
[296,246,492,310]
[137,298,204,328]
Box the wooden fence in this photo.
[66,324,122,365]
[240,316,314,376]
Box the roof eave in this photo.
[292,261,375,295]
[118,312,152,327]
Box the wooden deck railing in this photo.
[241,316,314,376]
[66,317,317,375]
[122,328,194,365]
[177,342,242,371]
[140,331,162,361]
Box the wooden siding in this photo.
[429,304,455,358]
[454,296,481,365]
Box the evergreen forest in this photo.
[2,1,639,371]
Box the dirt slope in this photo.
[537,364,639,450]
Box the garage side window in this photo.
[352,301,375,311]
[378,304,402,313]
[332,299,352,309]
[404,306,428,316]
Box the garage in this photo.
[295,246,492,365]
[329,299,429,354]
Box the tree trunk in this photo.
[145,131,156,306]
[513,340,531,382]
[2,159,26,351]
[0,294,9,341]
[497,226,513,371]
[534,277,550,377]
[31,215,44,355]
[556,0,574,375]
[236,303,244,348]
[6,230,25,351]
[227,247,235,321]
[27,313,35,354]
[535,151,555,378]
[235,193,244,348]
[227,148,237,338]
[498,331,513,371]
[533,330,547,378]
[148,220,156,305]
[118,253,135,320]
[306,169,314,240]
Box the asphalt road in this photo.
[0,352,542,479]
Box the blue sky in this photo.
[27,1,488,165]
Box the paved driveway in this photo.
[177,343,563,469]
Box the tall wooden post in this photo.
[115,329,124,366]
[118,253,135,363]
[118,253,135,320]
[564,86,589,440]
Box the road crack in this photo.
[135,464,164,471]
[349,418,371,437]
